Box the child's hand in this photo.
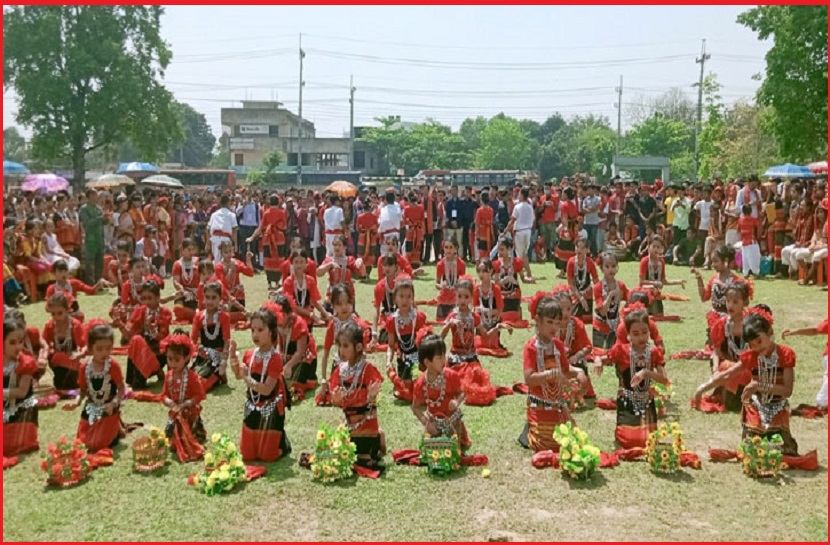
[630,369,649,388]
[448,399,459,412]
[63,401,79,411]
[367,381,382,401]
[593,357,604,378]
[246,251,254,260]
[331,387,344,405]
[425,422,439,436]
[692,387,705,408]
[741,381,759,404]
[781,329,792,339]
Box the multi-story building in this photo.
[220,100,379,176]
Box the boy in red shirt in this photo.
[738,204,760,278]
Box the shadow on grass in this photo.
[563,471,608,489]
[652,469,695,483]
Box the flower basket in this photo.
[310,424,357,483]
[189,433,247,496]
[646,422,684,474]
[132,427,169,472]
[41,437,91,487]
[419,434,461,476]
[553,422,600,480]
[738,434,783,478]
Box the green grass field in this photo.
[3,261,828,542]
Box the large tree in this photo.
[738,5,828,160]
[3,127,28,163]
[475,116,533,170]
[543,115,616,180]
[3,6,182,183]
[707,101,781,179]
[166,103,215,168]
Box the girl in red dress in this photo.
[247,194,287,289]
[283,250,330,330]
[592,252,629,349]
[371,254,402,347]
[3,317,39,457]
[548,287,595,399]
[279,239,318,284]
[518,296,573,452]
[412,334,471,451]
[474,192,495,261]
[272,295,319,401]
[638,235,686,316]
[593,308,668,449]
[441,278,505,406]
[43,293,88,393]
[435,238,465,321]
[691,245,742,345]
[109,257,147,333]
[232,308,291,463]
[566,239,599,323]
[385,278,428,401]
[161,333,207,462]
[320,284,372,398]
[124,280,173,390]
[190,281,231,392]
[171,238,200,322]
[318,234,366,306]
[473,259,511,356]
[493,234,534,326]
[65,324,126,453]
[331,321,385,468]
[215,240,254,310]
[614,291,665,352]
[46,259,108,323]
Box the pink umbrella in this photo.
[21,173,70,193]
[806,161,827,174]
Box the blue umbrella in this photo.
[762,163,815,178]
[3,160,29,176]
[116,162,159,175]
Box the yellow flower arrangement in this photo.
[189,433,247,496]
[738,434,783,478]
[311,423,357,483]
[419,435,462,476]
[553,422,600,480]
[646,422,684,474]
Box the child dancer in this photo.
[231,308,290,462]
[283,250,330,329]
[692,283,757,412]
[279,240,318,284]
[318,234,366,304]
[412,334,471,451]
[215,241,254,310]
[106,241,131,295]
[3,316,39,457]
[161,333,207,462]
[441,278,505,406]
[385,278,428,401]
[330,321,385,468]
[473,259,511,355]
[566,238,599,324]
[594,308,668,448]
[172,238,200,322]
[65,324,126,452]
[110,257,148,332]
[639,235,686,316]
[46,259,108,322]
[124,280,173,390]
[371,254,401,347]
[549,287,595,399]
[273,295,319,401]
[16,219,52,287]
[592,252,629,350]
[43,293,88,393]
[375,235,424,280]
[493,234,534,326]
[435,238,465,321]
[518,296,573,452]
[321,284,372,395]
[691,245,740,340]
[190,281,231,393]
[615,291,665,352]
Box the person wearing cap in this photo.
[207,194,238,262]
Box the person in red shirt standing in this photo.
[402,192,425,269]
[246,194,287,290]
[537,181,559,263]
[474,192,495,261]
[738,204,761,278]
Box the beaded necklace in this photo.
[423,369,446,409]
[499,259,518,294]
[478,283,495,326]
[574,258,589,290]
[293,275,308,307]
[332,255,348,284]
[394,308,418,353]
[3,360,18,420]
[647,258,661,282]
[753,347,788,429]
[167,368,189,405]
[725,316,746,360]
[383,277,396,313]
[443,258,458,288]
[535,336,562,402]
[54,280,74,297]
[203,311,221,341]
[453,308,476,354]
[248,347,277,405]
[338,357,367,399]
[144,307,160,338]
[179,258,195,285]
[53,319,74,354]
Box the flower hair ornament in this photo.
[620,301,647,321]
[160,334,195,359]
[746,306,773,327]
[529,291,553,320]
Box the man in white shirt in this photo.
[581,183,602,256]
[207,194,238,262]
[694,187,715,268]
[734,175,762,218]
[506,187,535,280]
[322,194,346,258]
[377,189,402,254]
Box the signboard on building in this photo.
[239,124,270,135]
[230,138,255,150]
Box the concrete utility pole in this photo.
[297,33,305,185]
[692,39,710,182]
[349,75,355,171]
[614,75,623,157]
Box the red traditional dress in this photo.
[190,310,232,392]
[162,368,207,462]
[592,279,629,349]
[403,204,425,267]
[522,335,572,452]
[558,316,596,397]
[701,271,741,336]
[413,367,471,449]
[320,255,362,299]
[330,358,384,460]
[282,274,322,329]
[708,313,752,412]
[3,353,39,457]
[603,342,665,449]
[323,314,372,372]
[278,317,319,398]
[45,279,97,322]
[215,258,254,307]
[385,308,427,400]
[356,211,380,268]
[639,256,667,316]
[261,206,288,283]
[372,275,402,346]
[739,344,798,455]
[42,317,87,393]
[493,257,526,326]
[125,305,173,390]
[107,257,130,291]
[445,309,502,406]
[473,282,507,356]
[76,358,124,452]
[435,257,465,320]
[566,256,599,323]
[280,258,318,282]
[474,206,495,260]
[240,347,289,462]
[615,317,664,349]
[172,257,200,322]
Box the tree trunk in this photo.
[72,145,86,191]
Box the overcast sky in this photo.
[3,5,772,141]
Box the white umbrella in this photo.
[141,174,184,189]
[87,173,135,189]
